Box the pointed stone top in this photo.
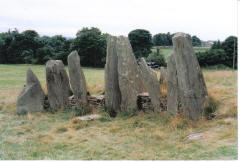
[26,68,40,85]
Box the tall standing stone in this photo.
[104,35,121,111]
[68,51,88,103]
[116,36,144,111]
[46,60,71,109]
[16,68,45,114]
[172,32,208,120]
[139,58,161,111]
[167,54,180,114]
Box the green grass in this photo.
[0,64,237,160]
[151,46,210,60]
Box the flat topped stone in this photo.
[46,60,71,109]
[68,50,88,103]
[16,68,45,114]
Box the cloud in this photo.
[0,0,237,41]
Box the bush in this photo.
[204,96,218,120]
[196,49,228,67]
[146,48,167,67]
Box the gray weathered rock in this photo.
[139,58,161,111]
[116,36,144,111]
[46,60,71,109]
[104,35,121,111]
[16,68,45,114]
[159,67,167,84]
[172,32,208,120]
[167,54,181,114]
[68,51,88,103]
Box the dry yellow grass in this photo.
[0,65,237,160]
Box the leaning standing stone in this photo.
[68,51,88,103]
[46,60,71,109]
[16,68,45,114]
[139,58,162,111]
[172,32,208,120]
[116,36,144,111]
[167,54,181,114]
[104,35,121,111]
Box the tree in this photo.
[191,35,201,46]
[221,36,238,68]
[211,40,221,49]
[146,48,166,67]
[152,33,173,46]
[70,27,106,67]
[128,29,153,59]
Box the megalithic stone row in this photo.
[104,35,121,111]
[167,54,181,114]
[139,58,161,111]
[172,32,208,120]
[116,36,144,111]
[46,60,71,109]
[16,68,45,114]
[68,51,88,103]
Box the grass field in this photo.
[0,64,237,160]
[152,46,210,59]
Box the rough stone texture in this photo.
[139,58,161,111]
[46,60,71,109]
[159,67,167,84]
[187,133,203,140]
[172,32,208,120]
[68,50,88,103]
[167,54,181,114]
[16,68,45,114]
[116,36,144,111]
[104,35,121,111]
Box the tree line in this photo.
[0,28,237,68]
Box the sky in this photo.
[0,0,238,41]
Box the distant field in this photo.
[0,64,237,160]
[151,46,210,59]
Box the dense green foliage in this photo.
[152,32,201,47]
[0,28,237,69]
[146,48,167,67]
[0,29,72,65]
[191,35,201,46]
[152,32,173,46]
[0,28,106,67]
[70,27,107,67]
[128,29,153,59]
[196,36,238,68]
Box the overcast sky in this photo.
[0,0,237,41]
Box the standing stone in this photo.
[104,35,121,111]
[116,36,144,111]
[139,58,161,111]
[172,32,208,120]
[46,60,71,109]
[167,54,181,114]
[159,67,167,84]
[16,68,45,114]
[68,51,88,103]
